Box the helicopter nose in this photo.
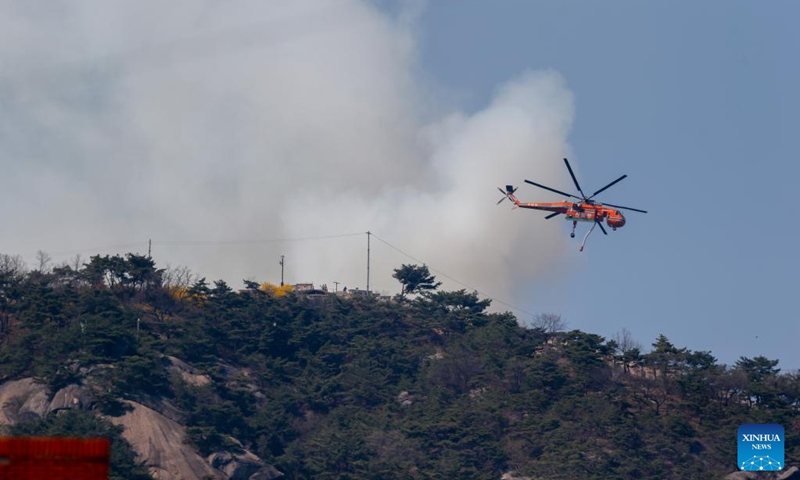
[608,214,625,228]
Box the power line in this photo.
[369,233,535,319]
[45,242,150,257]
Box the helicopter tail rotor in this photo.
[496,185,518,205]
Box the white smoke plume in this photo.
[0,0,576,307]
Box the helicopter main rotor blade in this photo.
[544,212,561,220]
[563,158,587,199]
[595,219,608,235]
[602,202,648,214]
[588,175,627,199]
[524,179,581,199]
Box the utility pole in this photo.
[279,255,285,286]
[148,239,152,258]
[333,281,340,293]
[366,231,371,294]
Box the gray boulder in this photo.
[165,355,212,387]
[725,467,800,480]
[780,467,800,480]
[0,378,49,425]
[249,465,284,480]
[207,448,283,480]
[107,400,223,480]
[18,388,51,422]
[49,384,94,413]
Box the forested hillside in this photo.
[0,252,797,479]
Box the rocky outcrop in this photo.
[135,395,187,424]
[166,355,211,387]
[725,467,800,480]
[249,465,285,480]
[107,400,223,480]
[501,472,533,480]
[1,379,95,427]
[18,386,51,422]
[49,384,94,413]
[0,378,49,426]
[208,450,283,480]
[108,400,284,480]
[782,467,800,479]
[0,374,283,480]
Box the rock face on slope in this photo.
[107,400,284,480]
[208,451,284,480]
[165,355,212,387]
[0,378,49,426]
[725,466,800,480]
[782,467,800,480]
[500,472,533,480]
[0,379,94,425]
[49,383,94,413]
[0,373,283,480]
[107,400,223,480]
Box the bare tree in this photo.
[531,313,567,334]
[714,367,748,407]
[71,254,84,272]
[162,264,197,288]
[0,254,27,279]
[35,250,52,273]
[633,375,671,415]
[612,328,643,373]
[613,328,642,354]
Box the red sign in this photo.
[0,437,110,480]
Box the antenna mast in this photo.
[366,231,371,294]
[279,255,285,286]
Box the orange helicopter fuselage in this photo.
[510,199,626,228]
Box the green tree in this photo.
[646,334,688,380]
[123,253,163,291]
[425,289,491,314]
[735,356,781,406]
[392,264,441,298]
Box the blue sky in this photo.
[413,1,799,368]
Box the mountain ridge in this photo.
[0,253,797,479]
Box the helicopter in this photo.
[498,158,647,251]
